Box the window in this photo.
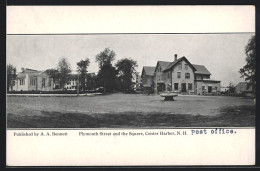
[178,64,182,69]
[185,73,190,79]
[48,79,51,87]
[185,64,188,70]
[42,78,45,88]
[20,79,24,85]
[30,78,36,85]
[202,86,205,90]
[174,83,179,90]
[188,83,192,90]
[177,72,181,78]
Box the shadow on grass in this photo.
[7,105,255,128]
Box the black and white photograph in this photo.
[7,33,255,128]
[6,5,256,166]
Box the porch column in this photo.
[25,74,29,91]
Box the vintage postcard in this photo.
[6,6,255,166]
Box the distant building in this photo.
[141,66,155,88]
[64,74,78,90]
[235,82,253,96]
[135,72,142,84]
[14,68,53,91]
[220,87,230,93]
[133,72,142,90]
[141,54,221,95]
[64,73,96,91]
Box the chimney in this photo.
[174,54,177,61]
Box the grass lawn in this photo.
[7,93,255,128]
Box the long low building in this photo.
[14,68,96,91]
[141,54,221,95]
[14,68,53,91]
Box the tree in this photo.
[239,35,256,95]
[7,64,16,91]
[77,58,90,91]
[95,48,117,94]
[45,69,61,89]
[57,57,71,89]
[95,48,115,68]
[86,73,97,91]
[115,58,138,93]
[97,64,117,94]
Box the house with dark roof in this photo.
[14,68,53,91]
[141,66,155,87]
[235,82,253,96]
[141,54,221,95]
[162,55,197,94]
[154,60,172,92]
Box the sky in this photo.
[7,33,254,87]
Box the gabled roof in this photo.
[157,61,172,71]
[192,64,211,75]
[163,57,197,72]
[142,66,155,76]
[163,58,182,71]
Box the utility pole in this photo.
[77,73,79,97]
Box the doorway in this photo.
[208,86,212,93]
[181,83,186,92]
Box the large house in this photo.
[14,68,53,91]
[141,54,221,95]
